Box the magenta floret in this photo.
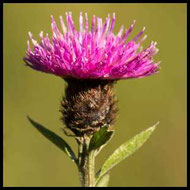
[24,12,160,79]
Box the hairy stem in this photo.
[78,137,95,187]
[86,150,95,186]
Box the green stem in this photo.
[78,137,95,187]
[85,150,95,187]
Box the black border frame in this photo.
[1,0,188,188]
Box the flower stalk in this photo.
[77,136,95,187]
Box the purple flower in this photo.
[24,12,160,80]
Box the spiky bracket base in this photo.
[60,79,118,137]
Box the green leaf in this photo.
[27,116,77,164]
[88,125,114,152]
[97,122,159,180]
[95,173,110,187]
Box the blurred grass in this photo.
[3,3,187,187]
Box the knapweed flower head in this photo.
[25,13,160,187]
[24,12,160,80]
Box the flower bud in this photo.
[60,79,118,136]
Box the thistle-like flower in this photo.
[24,12,159,136]
[24,12,160,187]
[24,12,159,80]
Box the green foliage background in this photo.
[3,3,187,187]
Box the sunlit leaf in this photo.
[95,173,110,187]
[97,122,159,180]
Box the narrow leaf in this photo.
[88,125,114,152]
[27,116,77,163]
[95,173,110,187]
[97,122,159,179]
